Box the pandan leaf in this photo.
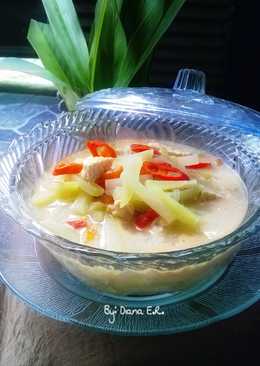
[28,20,72,87]
[115,0,186,86]
[91,0,128,89]
[0,58,79,111]
[41,0,90,92]
[88,0,109,92]
[0,0,187,110]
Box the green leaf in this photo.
[28,20,72,87]
[9,0,186,109]
[91,0,128,90]
[41,0,90,93]
[0,57,55,82]
[115,0,186,86]
[112,0,128,82]
[0,58,79,111]
[138,0,165,39]
[88,0,109,92]
[88,0,124,46]
[120,0,165,86]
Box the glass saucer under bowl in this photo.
[0,105,259,307]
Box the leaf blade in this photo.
[88,0,109,92]
[115,0,186,86]
[0,57,79,110]
[92,0,128,89]
[27,20,71,86]
[42,0,90,92]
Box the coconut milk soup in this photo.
[30,139,248,253]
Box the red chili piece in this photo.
[141,161,190,181]
[135,208,159,230]
[86,140,117,158]
[52,162,83,176]
[66,219,87,229]
[185,162,212,169]
[130,144,160,155]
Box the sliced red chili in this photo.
[130,144,160,155]
[185,162,212,169]
[66,219,87,229]
[52,162,83,176]
[86,140,117,158]
[141,161,189,181]
[135,208,159,230]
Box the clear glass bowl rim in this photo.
[0,111,259,263]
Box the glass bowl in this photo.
[0,106,259,307]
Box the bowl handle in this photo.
[173,68,206,94]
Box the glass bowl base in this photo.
[0,212,260,335]
[36,242,228,308]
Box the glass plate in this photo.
[0,211,260,336]
[0,89,259,335]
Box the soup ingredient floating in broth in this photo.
[31,139,248,253]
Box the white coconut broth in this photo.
[30,140,248,254]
